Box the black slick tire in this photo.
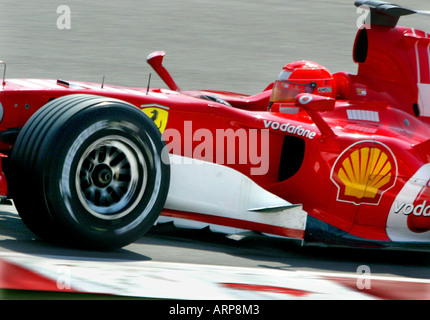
[8,94,170,250]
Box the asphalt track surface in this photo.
[1,0,430,300]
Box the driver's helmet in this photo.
[269,61,336,107]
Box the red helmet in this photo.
[270,61,336,107]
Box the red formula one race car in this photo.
[0,0,429,250]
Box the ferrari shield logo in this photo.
[141,105,169,133]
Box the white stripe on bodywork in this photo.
[26,79,59,89]
[8,79,46,89]
[386,163,430,241]
[418,83,430,117]
[415,38,421,84]
[415,38,430,116]
[157,154,307,238]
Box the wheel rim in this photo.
[75,135,148,220]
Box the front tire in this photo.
[9,94,170,250]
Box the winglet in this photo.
[248,204,302,213]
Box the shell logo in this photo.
[331,141,397,205]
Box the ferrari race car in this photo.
[0,0,429,250]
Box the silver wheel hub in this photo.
[75,136,148,220]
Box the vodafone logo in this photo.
[394,201,430,216]
[386,164,430,241]
[263,120,317,139]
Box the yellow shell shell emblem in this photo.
[331,141,397,205]
[141,105,169,133]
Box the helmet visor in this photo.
[270,80,317,104]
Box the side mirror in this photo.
[295,93,336,138]
[295,93,335,112]
[146,51,181,92]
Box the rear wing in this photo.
[355,0,430,26]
